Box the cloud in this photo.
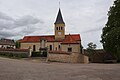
[0,30,16,38]
[0,12,15,29]
[0,20,14,29]
[81,27,102,33]
[81,30,103,49]
[0,12,14,21]
[0,12,45,39]
[14,15,43,27]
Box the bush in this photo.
[32,52,41,57]
[43,51,47,57]
[32,51,47,57]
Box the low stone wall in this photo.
[48,51,89,63]
[0,48,29,56]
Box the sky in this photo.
[0,0,114,49]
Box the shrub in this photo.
[32,51,47,57]
[43,51,47,57]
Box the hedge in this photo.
[32,51,47,57]
[0,52,28,58]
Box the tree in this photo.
[87,42,97,50]
[86,42,97,62]
[101,0,120,62]
[15,41,20,48]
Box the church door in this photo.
[33,45,36,51]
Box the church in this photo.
[19,8,89,63]
[20,8,81,53]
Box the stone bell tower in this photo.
[54,8,65,40]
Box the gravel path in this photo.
[0,57,120,80]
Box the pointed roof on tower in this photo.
[54,8,65,24]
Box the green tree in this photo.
[101,0,120,62]
[87,42,97,50]
[15,41,20,48]
[87,42,97,62]
[87,42,97,55]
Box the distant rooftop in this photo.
[0,38,15,45]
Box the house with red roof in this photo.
[19,8,82,53]
[0,38,15,49]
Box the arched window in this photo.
[58,45,60,49]
[50,45,52,51]
[68,48,72,52]
[61,27,63,30]
[33,45,36,51]
[59,27,61,30]
[56,27,58,30]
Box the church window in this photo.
[68,48,72,52]
[56,27,58,30]
[50,45,52,51]
[59,27,61,30]
[61,27,63,30]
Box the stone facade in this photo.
[55,23,65,40]
[48,51,89,63]
[20,43,40,51]
[20,41,81,53]
[61,44,80,53]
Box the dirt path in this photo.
[0,57,120,80]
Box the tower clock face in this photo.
[58,32,61,35]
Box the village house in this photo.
[19,8,89,63]
[0,38,15,49]
[84,49,116,63]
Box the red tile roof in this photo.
[19,34,81,44]
[19,35,54,42]
[61,34,79,44]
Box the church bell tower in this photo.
[54,8,65,40]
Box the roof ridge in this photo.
[24,35,54,37]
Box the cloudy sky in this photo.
[0,0,114,49]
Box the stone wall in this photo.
[0,48,29,56]
[48,51,89,63]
